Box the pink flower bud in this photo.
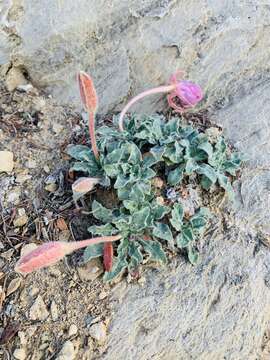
[78,71,98,113]
[72,177,101,201]
[15,235,121,274]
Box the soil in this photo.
[0,82,114,359]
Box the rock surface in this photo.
[104,225,270,360]
[1,1,269,115]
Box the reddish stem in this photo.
[89,111,99,160]
[103,242,113,271]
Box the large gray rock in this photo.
[104,225,270,360]
[1,1,270,114]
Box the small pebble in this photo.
[0,151,14,172]
[68,324,78,337]
[26,159,37,169]
[13,348,26,360]
[45,183,58,192]
[99,291,108,300]
[50,300,59,321]
[6,189,21,204]
[29,295,49,321]
[77,258,103,281]
[56,340,76,360]
[89,322,107,344]
[13,214,28,227]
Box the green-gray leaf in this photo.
[197,164,217,184]
[132,207,151,231]
[188,245,199,265]
[103,257,128,282]
[170,203,184,231]
[92,200,113,222]
[140,239,167,264]
[167,166,184,186]
[153,223,173,242]
[176,226,194,248]
[83,243,104,263]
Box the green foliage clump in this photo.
[67,114,242,281]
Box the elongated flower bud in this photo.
[78,71,98,113]
[15,235,121,274]
[78,71,99,160]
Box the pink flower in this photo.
[167,72,203,112]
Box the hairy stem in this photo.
[119,84,175,131]
[89,111,99,160]
[70,234,121,252]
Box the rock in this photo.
[212,82,270,237]
[21,243,38,257]
[18,331,27,346]
[13,348,27,360]
[6,188,21,204]
[6,277,21,297]
[56,341,76,360]
[16,173,32,184]
[13,214,28,227]
[89,322,107,345]
[68,324,78,337]
[0,151,14,172]
[29,295,49,321]
[50,300,59,321]
[26,159,37,169]
[44,183,58,192]
[98,290,108,300]
[6,67,27,92]
[103,227,270,360]
[77,258,103,281]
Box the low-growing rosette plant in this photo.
[15,71,243,282]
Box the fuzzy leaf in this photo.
[114,174,131,189]
[197,164,217,184]
[217,173,234,199]
[103,238,129,281]
[132,207,151,231]
[92,200,113,222]
[200,175,213,190]
[103,256,128,282]
[128,143,142,164]
[88,224,118,236]
[67,145,95,162]
[170,203,184,231]
[71,162,102,177]
[198,142,213,158]
[83,243,104,263]
[152,204,170,220]
[128,242,143,268]
[140,239,167,263]
[188,245,199,265]
[123,200,139,212]
[153,223,173,242]
[150,146,165,161]
[143,153,159,167]
[176,226,194,248]
[185,159,199,175]
[167,166,184,186]
[103,164,119,177]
